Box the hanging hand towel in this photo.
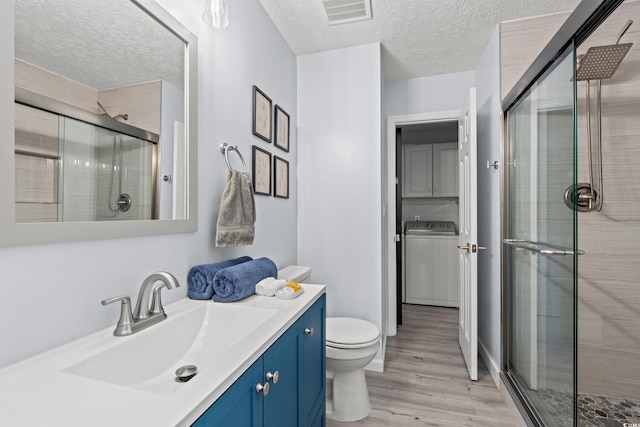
[212,257,277,302]
[187,256,253,300]
[216,169,256,247]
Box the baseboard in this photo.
[478,338,500,388]
[365,357,384,373]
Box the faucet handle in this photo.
[149,284,169,316]
[101,296,134,336]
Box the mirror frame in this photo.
[1,0,197,247]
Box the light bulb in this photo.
[203,0,229,29]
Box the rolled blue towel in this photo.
[212,257,278,303]
[187,256,253,300]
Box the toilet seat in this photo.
[326,317,380,349]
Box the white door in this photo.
[458,87,478,381]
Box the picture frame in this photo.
[274,156,289,199]
[252,85,272,143]
[274,105,290,152]
[252,145,272,196]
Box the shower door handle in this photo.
[502,239,585,256]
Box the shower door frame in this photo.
[500,0,625,426]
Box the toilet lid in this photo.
[326,317,380,349]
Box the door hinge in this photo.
[394,234,401,242]
[395,177,399,185]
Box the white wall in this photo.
[386,71,475,117]
[474,27,503,378]
[297,43,383,359]
[0,0,298,368]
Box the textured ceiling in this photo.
[259,0,581,81]
[15,0,185,91]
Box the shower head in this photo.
[576,19,633,81]
[576,43,632,81]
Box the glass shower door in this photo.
[59,117,156,222]
[504,43,578,427]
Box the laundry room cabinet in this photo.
[191,295,326,427]
[402,142,458,198]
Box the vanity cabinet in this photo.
[403,142,458,198]
[297,294,325,427]
[192,295,326,427]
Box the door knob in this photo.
[266,370,279,384]
[457,243,485,254]
[256,381,270,396]
[304,327,314,336]
[457,243,472,254]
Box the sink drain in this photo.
[175,365,198,382]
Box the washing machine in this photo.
[403,220,460,307]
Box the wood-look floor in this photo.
[327,304,517,426]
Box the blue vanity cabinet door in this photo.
[191,294,326,427]
[299,295,326,427]
[309,400,325,427]
[262,325,300,427]
[191,358,264,427]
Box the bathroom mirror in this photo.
[0,0,197,247]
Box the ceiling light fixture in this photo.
[203,0,229,29]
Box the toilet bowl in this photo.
[277,266,380,422]
[326,317,380,422]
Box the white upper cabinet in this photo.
[403,142,458,198]
[403,144,433,197]
[432,142,458,197]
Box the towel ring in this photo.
[220,143,247,172]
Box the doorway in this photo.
[386,110,460,337]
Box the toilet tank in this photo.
[278,265,312,283]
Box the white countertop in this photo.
[0,284,325,426]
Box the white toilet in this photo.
[277,265,381,422]
[325,317,380,421]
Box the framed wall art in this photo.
[274,105,290,152]
[252,145,272,196]
[252,85,272,143]
[274,156,289,199]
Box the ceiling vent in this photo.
[320,0,372,26]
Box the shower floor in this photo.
[577,394,640,427]
[525,389,640,427]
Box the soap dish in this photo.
[275,287,305,300]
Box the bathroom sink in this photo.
[64,302,277,394]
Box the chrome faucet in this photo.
[102,271,180,336]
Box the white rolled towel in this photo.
[255,277,287,297]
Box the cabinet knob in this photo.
[266,370,279,384]
[256,381,270,396]
[304,327,314,336]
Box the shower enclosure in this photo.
[15,90,158,223]
[504,43,578,427]
[60,117,156,222]
[502,1,640,426]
